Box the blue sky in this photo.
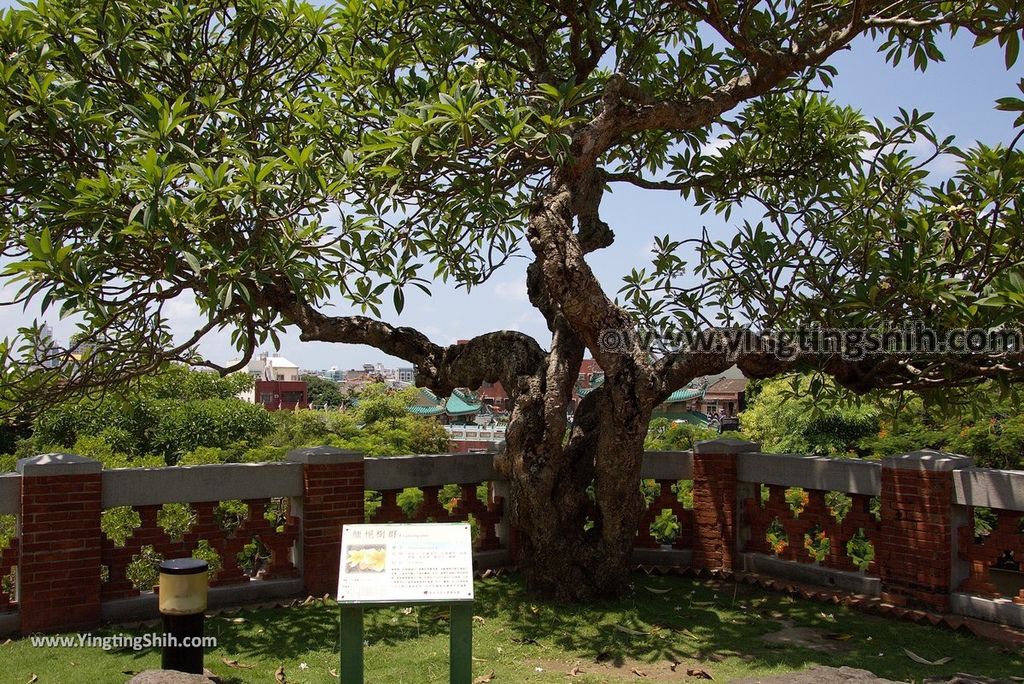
[2,7,1021,372]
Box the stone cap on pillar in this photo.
[882,449,971,472]
[286,445,364,465]
[17,453,101,476]
[694,438,761,455]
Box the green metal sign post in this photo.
[336,523,476,684]
[339,601,473,684]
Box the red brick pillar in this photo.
[287,447,365,596]
[877,450,970,612]
[490,478,521,564]
[691,439,758,572]
[17,454,103,633]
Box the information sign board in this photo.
[337,522,474,604]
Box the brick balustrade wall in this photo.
[3,443,1022,635]
[876,451,971,612]
[287,447,365,597]
[17,454,103,633]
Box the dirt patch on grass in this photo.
[759,625,854,654]
[524,657,717,681]
[731,665,897,683]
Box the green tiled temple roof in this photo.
[408,404,445,416]
[406,387,481,416]
[576,374,605,397]
[444,389,481,416]
[578,377,706,404]
[664,387,704,403]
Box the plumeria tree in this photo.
[2,0,1024,598]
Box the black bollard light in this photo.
[158,558,208,674]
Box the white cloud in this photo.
[700,137,731,157]
[493,278,528,302]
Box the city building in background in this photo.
[236,352,308,411]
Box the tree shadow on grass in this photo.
[100,571,1024,682]
[467,572,1023,681]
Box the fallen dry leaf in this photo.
[26,675,38,684]
[221,656,254,669]
[687,668,714,680]
[567,665,582,676]
[275,664,287,683]
[903,648,952,666]
[2,639,11,646]
[473,615,486,624]
[632,667,647,677]
[329,668,339,678]
[300,595,315,605]
[472,672,495,683]
[472,656,488,662]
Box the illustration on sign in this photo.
[337,523,474,604]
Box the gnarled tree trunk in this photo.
[490,177,664,597]
[497,366,655,599]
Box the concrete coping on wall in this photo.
[100,578,304,624]
[882,449,972,472]
[953,467,1024,511]
[16,452,101,476]
[737,452,881,496]
[102,462,305,508]
[0,473,18,515]
[742,552,881,597]
[951,592,1024,629]
[693,438,760,455]
[640,451,694,480]
[365,452,499,490]
[285,446,364,465]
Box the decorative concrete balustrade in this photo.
[0,439,1023,634]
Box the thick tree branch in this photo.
[258,283,546,396]
[602,170,690,192]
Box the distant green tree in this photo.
[143,365,253,401]
[741,376,880,456]
[742,375,1024,468]
[301,374,344,408]
[266,384,450,457]
[25,367,271,465]
[947,418,1024,470]
[645,418,717,451]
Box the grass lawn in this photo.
[3,573,1022,683]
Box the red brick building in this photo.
[700,378,748,417]
[254,380,308,411]
[476,381,510,413]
